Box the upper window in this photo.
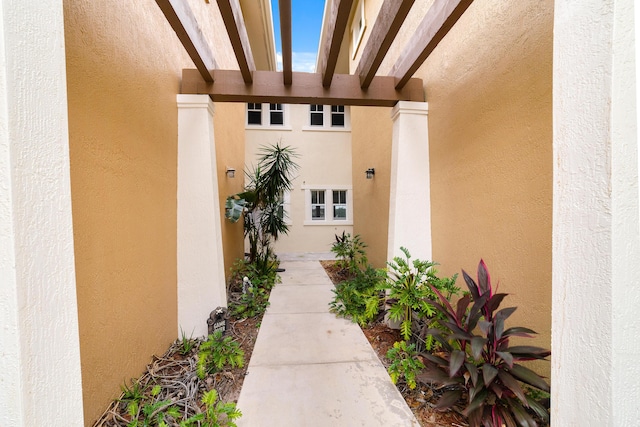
[310,105,324,126]
[247,103,262,125]
[270,103,284,125]
[351,0,366,59]
[305,104,349,130]
[246,103,290,128]
[331,106,345,127]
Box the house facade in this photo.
[1,0,638,426]
[244,102,354,253]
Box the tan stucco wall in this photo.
[350,0,553,374]
[245,104,353,253]
[214,103,246,277]
[350,106,392,268]
[64,1,238,423]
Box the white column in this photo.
[387,101,431,262]
[552,0,640,424]
[177,94,227,338]
[0,1,84,426]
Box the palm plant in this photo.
[225,142,298,264]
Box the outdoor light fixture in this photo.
[226,167,236,178]
[365,168,375,179]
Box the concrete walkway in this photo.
[236,259,419,427]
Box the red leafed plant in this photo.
[419,260,550,427]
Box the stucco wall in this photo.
[350,0,553,373]
[214,103,246,277]
[63,1,237,423]
[245,104,353,253]
[350,106,392,268]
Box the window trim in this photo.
[351,0,366,59]
[302,105,351,132]
[302,185,353,225]
[246,102,292,130]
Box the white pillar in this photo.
[552,0,640,424]
[0,1,84,425]
[387,101,431,262]
[177,94,227,338]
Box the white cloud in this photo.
[275,51,318,73]
[292,52,317,73]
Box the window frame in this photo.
[303,104,350,131]
[246,103,291,129]
[302,185,353,225]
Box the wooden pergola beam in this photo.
[390,0,473,89]
[355,0,415,89]
[317,0,354,87]
[181,69,424,107]
[156,0,217,82]
[279,0,293,85]
[217,0,256,83]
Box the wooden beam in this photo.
[279,0,292,85]
[355,0,415,89]
[156,0,217,82]
[390,0,473,89]
[317,0,354,87]
[217,0,256,83]
[181,69,424,107]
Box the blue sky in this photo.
[271,0,325,73]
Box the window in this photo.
[247,103,262,125]
[351,0,366,58]
[270,103,284,125]
[331,105,345,127]
[303,186,352,225]
[310,104,324,126]
[311,190,325,220]
[333,190,347,220]
[304,104,350,130]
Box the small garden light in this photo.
[365,168,375,179]
[226,167,236,178]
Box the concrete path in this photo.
[236,259,419,427]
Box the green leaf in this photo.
[502,326,537,338]
[507,345,551,360]
[464,387,488,416]
[526,394,550,423]
[225,196,247,222]
[509,399,537,427]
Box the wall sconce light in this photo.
[226,167,236,178]
[365,168,375,179]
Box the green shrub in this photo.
[180,389,242,427]
[329,266,386,326]
[197,332,244,379]
[420,259,550,427]
[330,231,368,274]
[386,340,425,390]
[385,247,459,343]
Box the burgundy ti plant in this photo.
[419,260,550,427]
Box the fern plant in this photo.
[385,247,459,342]
[329,265,386,326]
[197,331,244,379]
[180,389,242,427]
[386,340,425,390]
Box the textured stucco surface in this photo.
[552,0,640,424]
[0,0,84,425]
[245,104,353,253]
[214,102,246,278]
[63,0,237,423]
[351,0,554,376]
[350,106,392,268]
